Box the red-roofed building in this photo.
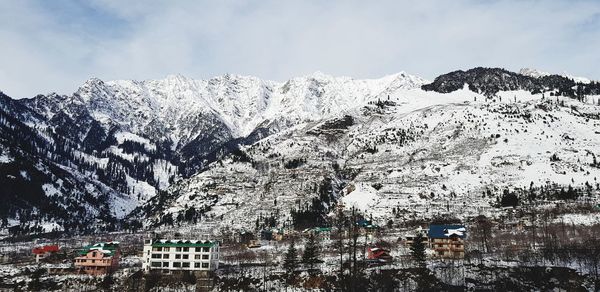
[32,245,59,263]
[367,247,393,263]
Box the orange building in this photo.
[427,225,466,259]
[74,242,120,275]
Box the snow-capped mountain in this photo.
[520,67,593,84]
[1,67,599,235]
[0,71,426,234]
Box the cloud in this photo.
[1,0,599,98]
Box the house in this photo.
[271,228,285,241]
[259,228,288,241]
[357,219,380,237]
[402,226,428,247]
[427,225,466,259]
[32,244,59,263]
[260,229,273,241]
[367,247,393,263]
[142,239,220,274]
[237,231,255,246]
[247,240,262,248]
[74,242,120,275]
[303,227,332,241]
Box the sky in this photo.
[1,0,599,98]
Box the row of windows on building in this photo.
[150,261,210,269]
[433,243,463,249]
[75,259,110,263]
[83,266,107,270]
[150,253,214,260]
[151,246,213,253]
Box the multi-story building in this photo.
[74,242,120,275]
[427,224,466,259]
[142,239,220,274]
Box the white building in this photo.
[142,239,220,273]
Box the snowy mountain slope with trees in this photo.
[0,67,599,235]
[136,76,600,232]
[0,71,426,235]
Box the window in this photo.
[151,262,161,267]
[176,247,182,252]
[175,254,181,259]
[202,247,210,252]
[92,252,97,257]
[194,263,201,268]
[162,262,169,267]
[173,262,181,268]
[163,254,169,259]
[151,254,162,259]
[163,247,170,252]
[183,247,189,252]
[202,263,209,268]
[152,247,163,252]
[182,254,189,259]
[194,255,201,260]
[195,247,202,252]
[202,255,209,260]
[182,262,190,268]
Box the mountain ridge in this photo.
[1,67,599,236]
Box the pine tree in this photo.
[302,234,320,271]
[410,232,427,266]
[283,240,298,277]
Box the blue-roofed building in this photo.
[428,224,466,259]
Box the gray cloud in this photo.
[1,0,599,98]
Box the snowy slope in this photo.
[2,67,599,235]
[138,79,600,232]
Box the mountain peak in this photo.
[519,68,550,78]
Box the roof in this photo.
[303,227,332,233]
[32,245,59,255]
[77,241,119,257]
[151,239,217,248]
[368,247,392,260]
[427,224,466,239]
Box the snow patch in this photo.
[341,184,379,212]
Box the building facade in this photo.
[142,239,220,273]
[427,225,466,259]
[74,242,120,275]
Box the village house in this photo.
[367,247,393,263]
[236,231,255,246]
[303,227,332,241]
[74,242,120,276]
[402,227,429,247]
[357,219,380,239]
[427,225,466,259]
[142,239,220,274]
[260,228,289,241]
[32,244,59,263]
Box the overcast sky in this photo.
[1,0,599,98]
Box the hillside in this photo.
[0,67,599,236]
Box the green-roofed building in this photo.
[74,241,120,276]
